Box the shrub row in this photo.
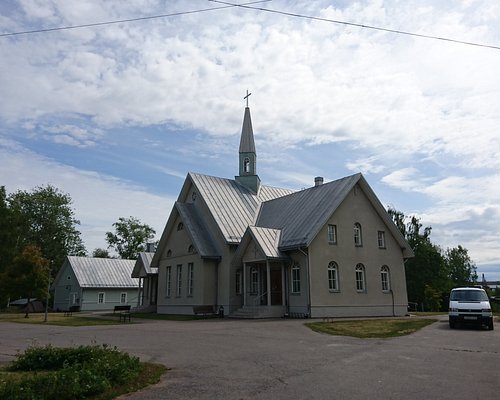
[0,344,143,400]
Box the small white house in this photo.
[53,256,139,311]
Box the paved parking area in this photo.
[0,316,498,399]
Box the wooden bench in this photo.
[114,305,131,322]
[193,305,215,316]
[64,305,80,316]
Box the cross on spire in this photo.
[244,90,252,108]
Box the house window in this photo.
[120,292,127,304]
[166,249,172,257]
[166,266,172,297]
[98,292,105,304]
[176,265,182,297]
[327,261,339,291]
[187,263,194,296]
[177,222,184,231]
[235,270,242,295]
[354,223,363,246]
[327,224,337,244]
[244,157,250,173]
[355,264,366,292]
[381,266,390,292]
[71,292,77,305]
[188,244,195,253]
[378,231,386,249]
[251,267,259,294]
[291,264,301,294]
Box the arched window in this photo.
[177,222,184,231]
[188,244,195,253]
[327,261,339,291]
[354,223,363,246]
[355,263,366,292]
[166,249,172,257]
[243,157,251,173]
[381,266,390,292]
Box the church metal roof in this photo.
[132,252,156,278]
[66,256,139,288]
[176,202,220,258]
[248,226,288,259]
[189,172,293,244]
[257,174,361,250]
[239,107,256,153]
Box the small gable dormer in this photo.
[235,103,261,193]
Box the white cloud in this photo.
[0,139,175,253]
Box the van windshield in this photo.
[450,290,488,302]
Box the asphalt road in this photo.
[0,316,498,399]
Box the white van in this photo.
[449,287,494,330]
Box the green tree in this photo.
[92,248,111,258]
[0,245,49,317]
[105,216,155,260]
[0,186,16,275]
[444,245,477,287]
[388,207,446,311]
[7,185,86,274]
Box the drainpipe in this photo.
[215,260,220,312]
[297,247,311,318]
[390,289,395,317]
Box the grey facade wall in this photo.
[307,185,408,317]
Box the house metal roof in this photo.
[257,174,360,250]
[189,172,293,244]
[67,256,139,288]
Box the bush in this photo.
[1,345,143,400]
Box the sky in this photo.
[1,0,500,281]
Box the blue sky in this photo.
[1,0,500,280]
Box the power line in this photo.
[0,0,271,38]
[210,0,500,51]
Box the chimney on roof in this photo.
[314,176,324,186]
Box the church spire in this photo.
[235,91,260,193]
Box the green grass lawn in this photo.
[306,318,437,338]
[0,312,120,326]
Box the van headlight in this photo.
[482,308,491,313]
[449,308,458,312]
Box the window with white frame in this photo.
[250,267,259,294]
[120,292,127,304]
[354,223,363,246]
[176,265,182,297]
[328,261,339,291]
[244,157,250,173]
[98,292,105,304]
[166,266,172,297]
[235,270,242,295]
[187,263,194,296]
[378,231,386,249]
[381,265,390,292]
[71,292,77,305]
[355,264,366,292]
[291,264,301,294]
[327,224,337,244]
